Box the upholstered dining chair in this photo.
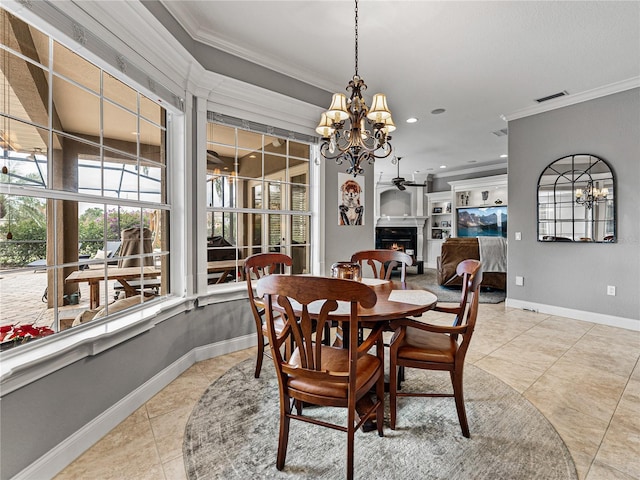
[257,274,385,480]
[350,249,413,282]
[244,252,292,378]
[389,259,482,437]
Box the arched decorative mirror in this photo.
[537,154,615,243]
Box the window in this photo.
[205,116,312,283]
[0,8,171,347]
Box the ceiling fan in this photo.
[206,150,224,165]
[391,157,425,191]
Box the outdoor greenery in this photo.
[0,195,146,267]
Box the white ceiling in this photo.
[161,1,640,179]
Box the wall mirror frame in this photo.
[537,154,616,243]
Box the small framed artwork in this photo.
[433,207,442,214]
[338,172,364,226]
[441,221,450,228]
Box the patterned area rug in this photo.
[406,268,506,304]
[184,359,577,480]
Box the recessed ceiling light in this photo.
[500,154,508,158]
[439,165,447,169]
[427,167,434,171]
[249,154,256,158]
[431,108,446,115]
[467,160,477,164]
[406,117,419,124]
[414,170,420,174]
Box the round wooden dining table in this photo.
[293,277,438,323]
[349,277,437,321]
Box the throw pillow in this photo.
[94,249,112,260]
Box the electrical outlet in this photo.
[607,285,616,296]
[515,232,522,241]
[515,276,524,286]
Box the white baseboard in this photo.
[505,298,639,332]
[14,334,257,480]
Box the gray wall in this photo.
[0,300,253,479]
[508,88,639,322]
[323,160,376,275]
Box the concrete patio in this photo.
[0,267,118,331]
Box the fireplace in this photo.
[375,227,424,274]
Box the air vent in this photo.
[535,90,569,103]
[492,128,508,137]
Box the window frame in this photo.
[203,117,314,289]
[0,5,187,392]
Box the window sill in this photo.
[0,296,193,396]
[197,282,247,306]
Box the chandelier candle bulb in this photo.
[367,93,392,122]
[383,117,396,133]
[315,113,335,137]
[327,94,349,121]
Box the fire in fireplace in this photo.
[375,227,424,274]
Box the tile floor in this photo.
[54,303,640,480]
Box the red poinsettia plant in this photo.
[0,323,54,346]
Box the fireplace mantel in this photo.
[376,215,428,228]
[374,183,428,264]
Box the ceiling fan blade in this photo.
[207,150,224,164]
[402,181,426,187]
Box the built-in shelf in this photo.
[426,191,452,268]
[449,174,508,238]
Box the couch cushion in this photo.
[72,295,148,327]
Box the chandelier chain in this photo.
[354,0,358,77]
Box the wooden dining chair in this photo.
[350,249,413,282]
[257,274,385,480]
[389,259,483,437]
[350,249,414,344]
[244,252,292,378]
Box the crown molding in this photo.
[192,30,337,94]
[159,1,337,93]
[505,77,640,121]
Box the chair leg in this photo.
[254,334,265,378]
[376,369,385,437]
[346,411,355,480]
[452,368,470,438]
[389,361,398,430]
[276,397,292,471]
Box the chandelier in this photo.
[316,0,395,177]
[575,180,608,209]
